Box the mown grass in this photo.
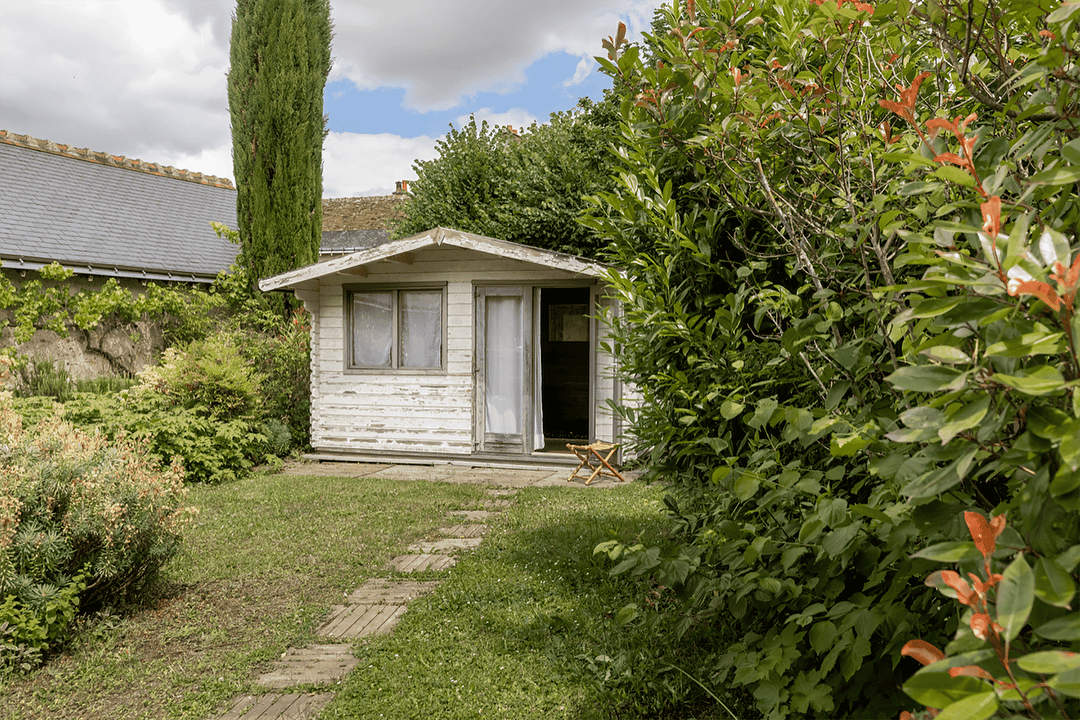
[322,485,748,720]
[1,470,748,720]
[0,470,490,720]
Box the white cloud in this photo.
[0,0,229,168]
[329,0,660,111]
[455,108,539,133]
[322,131,441,198]
[564,57,596,87]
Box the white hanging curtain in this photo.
[533,289,544,451]
[399,291,442,368]
[352,292,392,366]
[484,295,523,434]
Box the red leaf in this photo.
[901,639,946,666]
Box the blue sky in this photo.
[0,0,659,197]
[325,51,612,138]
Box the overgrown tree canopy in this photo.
[584,0,1080,718]
[393,94,620,258]
[228,0,332,283]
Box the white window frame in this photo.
[344,283,447,374]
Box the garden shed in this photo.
[259,227,630,464]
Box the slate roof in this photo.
[0,130,239,283]
[320,195,407,255]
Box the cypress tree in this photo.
[228,0,332,284]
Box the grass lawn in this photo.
[1,469,736,720]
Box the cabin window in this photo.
[347,286,445,371]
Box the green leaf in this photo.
[1047,665,1080,698]
[902,465,964,499]
[1034,557,1077,609]
[935,691,998,720]
[906,297,964,319]
[920,345,971,364]
[938,396,991,444]
[903,672,989,708]
[1035,614,1080,641]
[733,473,760,501]
[809,620,837,654]
[1026,164,1080,185]
[993,366,1067,396]
[821,522,861,556]
[886,366,968,393]
[1027,406,1073,440]
[1017,650,1080,674]
[998,555,1035,642]
[720,400,744,419]
[985,332,1064,357]
[899,406,946,428]
[933,165,977,187]
[911,541,981,562]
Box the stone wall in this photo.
[1,269,170,379]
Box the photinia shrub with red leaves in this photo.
[897,512,1077,719]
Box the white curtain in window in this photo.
[352,292,393,366]
[400,291,442,368]
[533,290,544,451]
[485,295,522,434]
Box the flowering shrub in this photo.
[0,356,193,666]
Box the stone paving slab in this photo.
[486,488,518,497]
[407,537,483,553]
[343,578,441,604]
[318,603,405,638]
[216,693,333,720]
[438,523,487,538]
[448,509,499,520]
[388,553,456,573]
[482,498,514,509]
[255,645,358,689]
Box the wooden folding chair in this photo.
[566,441,626,485]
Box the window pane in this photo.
[399,291,442,368]
[352,292,392,367]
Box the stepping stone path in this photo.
[212,483,520,720]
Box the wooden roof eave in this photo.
[257,227,609,292]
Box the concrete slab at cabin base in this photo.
[255,645,358,689]
[407,537,483,553]
[318,603,405,638]
[216,693,333,720]
[343,578,441,604]
[438,523,487,538]
[389,553,456,572]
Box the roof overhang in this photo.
[259,227,610,292]
[1,257,219,284]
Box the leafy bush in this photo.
[138,333,264,418]
[0,356,192,667]
[584,0,1080,717]
[73,375,137,395]
[0,414,193,609]
[11,357,72,402]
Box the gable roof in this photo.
[0,130,239,283]
[260,226,608,292]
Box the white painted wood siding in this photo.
[310,247,599,455]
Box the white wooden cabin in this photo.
[259,227,630,466]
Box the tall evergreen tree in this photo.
[228,0,332,283]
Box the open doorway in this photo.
[536,287,591,453]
